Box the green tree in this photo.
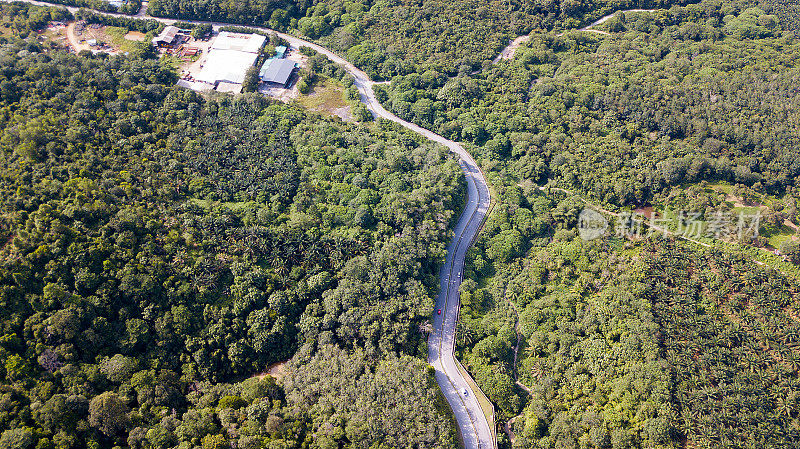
[780,239,800,264]
[485,230,524,262]
[88,392,131,436]
[242,66,259,93]
[297,79,310,94]
[0,428,34,449]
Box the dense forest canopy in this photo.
[35,0,142,14]
[454,180,800,448]
[3,0,800,447]
[144,0,697,78]
[381,0,800,207]
[0,4,462,447]
[760,0,800,33]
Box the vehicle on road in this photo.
[463,388,469,396]
[437,309,441,315]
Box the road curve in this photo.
[4,0,496,447]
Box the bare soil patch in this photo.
[493,35,530,63]
[255,360,288,380]
[125,31,145,41]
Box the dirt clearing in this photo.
[125,31,145,41]
[295,77,353,120]
[493,35,530,63]
[255,360,288,381]
[66,22,119,55]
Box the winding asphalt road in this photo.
[4,0,496,447]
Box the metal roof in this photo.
[152,25,178,44]
[196,50,259,84]
[259,57,277,77]
[260,58,296,85]
[211,32,266,54]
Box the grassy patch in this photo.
[104,26,140,53]
[714,240,800,281]
[732,205,762,215]
[706,182,733,195]
[295,77,349,117]
[768,231,794,249]
[189,198,257,213]
[761,222,796,248]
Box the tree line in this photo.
[381,0,799,207]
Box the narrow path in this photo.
[493,9,658,62]
[64,21,80,50]
[135,1,148,18]
[579,8,656,30]
[504,415,518,444]
[492,35,530,63]
[500,286,531,445]
[2,0,496,447]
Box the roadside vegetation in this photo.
[294,47,373,121]
[42,0,141,14]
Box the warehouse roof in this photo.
[196,50,259,85]
[259,58,296,85]
[211,32,266,54]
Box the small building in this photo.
[259,58,296,87]
[274,45,287,59]
[152,26,179,47]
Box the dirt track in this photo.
[65,22,118,54]
[493,9,657,63]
